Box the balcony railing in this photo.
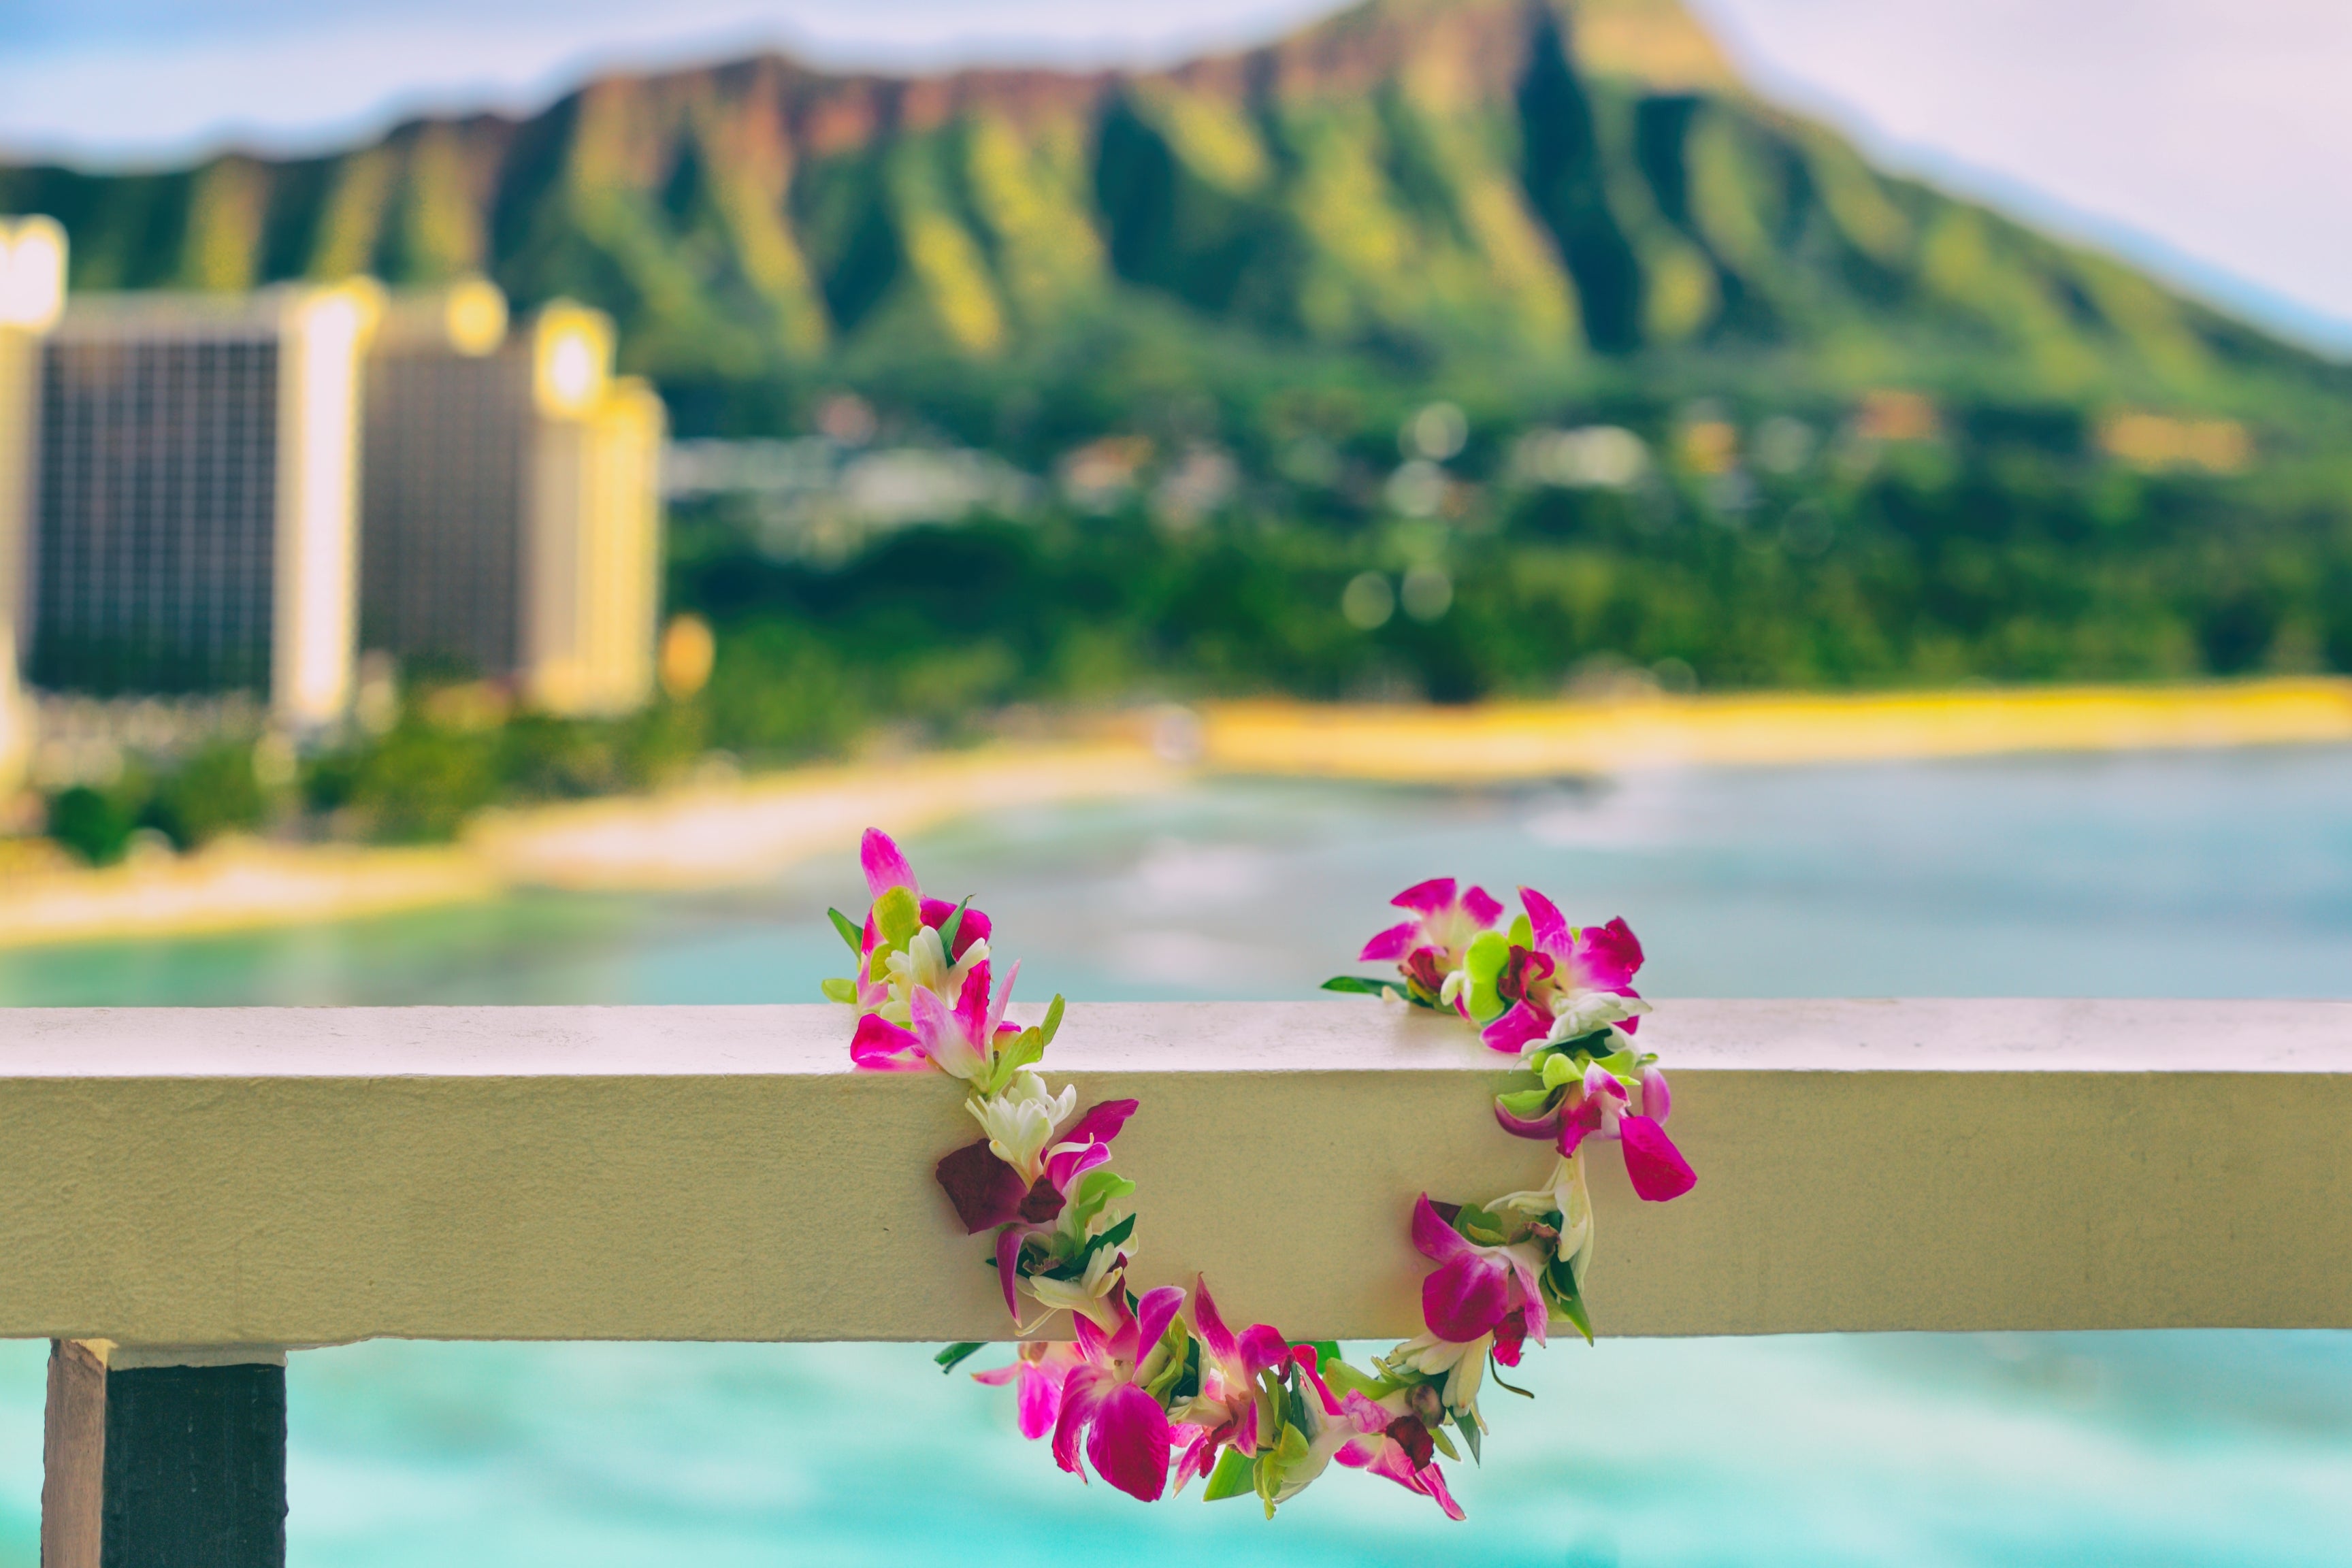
[10,998,2349,1563]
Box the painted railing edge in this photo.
[0,999,2343,1349]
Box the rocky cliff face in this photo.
[0,0,2321,405]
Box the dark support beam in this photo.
[41,1342,289,1568]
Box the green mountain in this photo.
[3,0,2338,423]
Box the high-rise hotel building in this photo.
[30,279,378,728]
[361,287,666,715]
[0,219,664,781]
[0,217,69,781]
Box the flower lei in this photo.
[825,833,1696,1520]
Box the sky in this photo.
[1,0,2346,353]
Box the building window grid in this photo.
[33,335,280,694]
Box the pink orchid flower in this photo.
[1412,1194,1548,1348]
[851,957,1021,1079]
[1169,1275,1292,1490]
[1053,1281,1186,1502]
[1360,878,1507,999]
[984,1098,1141,1319]
[1561,1060,1695,1202]
[1260,1348,1404,1508]
[858,828,994,964]
[1335,1407,1466,1521]
[973,1341,1083,1441]
[1476,888,1648,1054]
[1500,1058,1694,1201]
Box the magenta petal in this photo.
[1642,1064,1673,1124]
[849,1013,926,1071]
[1058,1098,1139,1151]
[1416,1460,1467,1521]
[1575,916,1646,990]
[1391,877,1456,914]
[1192,1275,1239,1366]
[1053,1365,1108,1477]
[1410,1194,1471,1265]
[1461,885,1506,928]
[1558,1098,1601,1156]
[1236,1324,1290,1379]
[1358,921,1419,962]
[1289,1345,1343,1415]
[1519,885,1571,954]
[1136,1285,1186,1356]
[1088,1383,1173,1503]
[1480,1000,1551,1055]
[1421,1252,1508,1342]
[1044,1139,1111,1194]
[1073,1304,1113,1365]
[951,905,992,958]
[860,828,919,896]
[953,962,992,1049]
[1620,1114,1697,1201]
[1015,1365,1063,1441]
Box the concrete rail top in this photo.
[0,1000,2344,1348]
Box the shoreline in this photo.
[1196,676,2352,781]
[2,678,2347,949]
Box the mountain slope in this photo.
[0,0,2332,414]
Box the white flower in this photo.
[1385,1330,1490,1420]
[1543,989,1648,1047]
[1025,1243,1130,1329]
[881,926,988,1022]
[967,1071,1077,1182]
[1493,1153,1595,1283]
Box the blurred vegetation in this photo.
[35,698,706,861]
[298,698,708,844]
[666,391,2352,765]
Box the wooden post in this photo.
[42,1342,287,1568]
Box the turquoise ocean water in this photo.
[1,747,2347,1564]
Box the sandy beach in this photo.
[1196,676,2352,781]
[3,678,2347,948]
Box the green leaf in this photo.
[872,886,921,951]
[984,1028,1045,1095]
[1305,1340,1341,1370]
[826,907,865,957]
[1320,975,1395,997]
[1039,992,1066,1046]
[819,977,858,1004]
[1463,930,1511,1023]
[1321,1358,1403,1403]
[936,896,973,958]
[1454,1410,1483,1465]
[1506,913,1533,949]
[1066,1169,1137,1235]
[1495,1085,1558,1120]
[1539,1051,1588,1090]
[1452,1203,1507,1246]
[933,1342,984,1373]
[1078,1211,1137,1264]
[1202,1446,1254,1501]
[1427,1422,1461,1462]
[1546,1258,1596,1345]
